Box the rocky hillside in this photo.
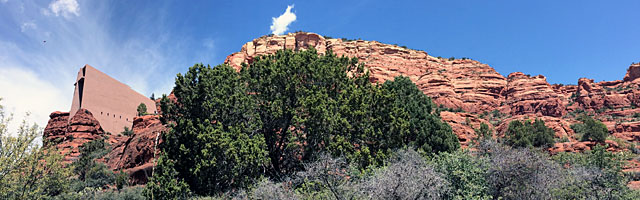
[43,31,640,184]
[225,32,640,150]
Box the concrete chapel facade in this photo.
[69,64,157,134]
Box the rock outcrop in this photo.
[106,115,165,184]
[43,109,165,184]
[44,109,105,163]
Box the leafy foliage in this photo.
[479,140,565,199]
[504,118,555,148]
[552,145,636,199]
[144,154,191,199]
[0,98,74,199]
[155,63,269,195]
[474,122,492,141]
[137,103,148,116]
[121,126,133,136]
[432,150,491,200]
[572,115,609,142]
[243,48,458,176]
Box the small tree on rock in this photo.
[137,103,147,116]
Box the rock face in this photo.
[226,32,508,114]
[44,109,105,163]
[224,32,640,149]
[502,73,566,117]
[43,109,165,184]
[106,115,165,184]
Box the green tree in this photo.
[137,103,148,116]
[159,63,268,195]
[505,119,555,148]
[72,138,115,190]
[243,49,458,173]
[376,76,459,154]
[144,155,191,199]
[115,170,129,190]
[572,115,608,143]
[0,98,73,199]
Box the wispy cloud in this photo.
[47,0,79,18]
[0,67,67,134]
[270,5,296,35]
[20,21,37,32]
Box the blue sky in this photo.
[1,0,639,128]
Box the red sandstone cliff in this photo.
[224,32,640,151]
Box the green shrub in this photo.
[504,119,555,148]
[572,115,608,142]
[121,126,133,136]
[115,171,129,190]
[474,122,493,141]
[432,150,491,200]
[136,103,147,116]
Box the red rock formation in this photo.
[501,73,566,117]
[225,32,507,114]
[44,109,165,184]
[43,109,105,163]
[106,115,165,184]
[549,140,623,154]
[440,111,495,148]
[623,63,640,83]
[43,111,69,146]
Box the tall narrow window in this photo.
[77,78,85,108]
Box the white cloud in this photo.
[48,0,79,18]
[0,67,69,135]
[20,21,37,32]
[270,5,296,35]
[1,0,8,4]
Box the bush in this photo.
[121,126,133,136]
[572,115,608,142]
[144,155,191,199]
[474,122,492,141]
[504,119,555,148]
[115,171,129,190]
[296,154,354,199]
[249,179,299,200]
[432,150,491,200]
[355,149,449,199]
[551,145,635,199]
[479,141,563,199]
[136,103,147,116]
